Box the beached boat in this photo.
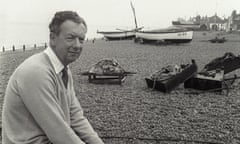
[209,37,227,43]
[184,52,240,92]
[145,60,197,93]
[201,52,240,74]
[97,29,136,41]
[135,27,193,44]
[172,21,200,30]
[184,69,224,91]
[97,2,140,41]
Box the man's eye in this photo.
[67,37,74,40]
[79,38,85,44]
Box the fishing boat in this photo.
[172,21,200,30]
[97,1,140,41]
[97,28,142,40]
[209,36,226,43]
[200,52,240,74]
[135,27,193,44]
[184,52,240,92]
[184,69,224,91]
[145,60,197,93]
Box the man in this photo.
[2,11,104,144]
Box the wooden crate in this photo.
[81,72,136,85]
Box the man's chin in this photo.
[67,56,79,63]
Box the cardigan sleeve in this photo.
[69,71,104,144]
[70,92,104,144]
[17,67,85,144]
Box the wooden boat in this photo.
[172,21,200,30]
[97,2,141,41]
[145,60,197,93]
[184,53,240,92]
[184,69,224,91]
[97,30,136,40]
[201,52,240,74]
[135,27,193,44]
[209,37,227,43]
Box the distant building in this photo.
[171,20,200,30]
[176,11,240,32]
[183,14,228,31]
[194,15,209,31]
[208,14,228,31]
[227,10,240,32]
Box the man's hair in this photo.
[49,11,87,35]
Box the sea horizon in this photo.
[0,22,142,50]
[0,20,171,50]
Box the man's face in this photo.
[51,20,87,66]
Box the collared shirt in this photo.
[44,47,69,89]
[44,47,64,74]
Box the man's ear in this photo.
[50,32,56,41]
[49,32,56,47]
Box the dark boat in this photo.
[209,37,227,43]
[201,52,240,74]
[184,52,240,91]
[184,69,224,91]
[145,60,197,93]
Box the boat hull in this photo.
[184,70,224,91]
[201,52,240,74]
[145,61,197,93]
[97,31,135,40]
[135,30,193,44]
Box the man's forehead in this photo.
[60,20,87,36]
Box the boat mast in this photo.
[130,1,138,29]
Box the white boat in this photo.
[97,30,136,40]
[97,1,140,41]
[135,27,193,44]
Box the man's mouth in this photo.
[69,51,80,54]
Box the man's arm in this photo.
[69,71,104,144]
[70,93,104,144]
[18,67,85,144]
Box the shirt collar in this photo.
[44,47,65,74]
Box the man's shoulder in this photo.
[15,52,54,77]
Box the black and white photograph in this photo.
[0,0,240,143]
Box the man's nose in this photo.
[74,38,82,47]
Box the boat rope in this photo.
[152,78,157,90]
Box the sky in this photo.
[0,0,239,47]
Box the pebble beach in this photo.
[1,31,240,143]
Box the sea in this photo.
[0,22,125,51]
